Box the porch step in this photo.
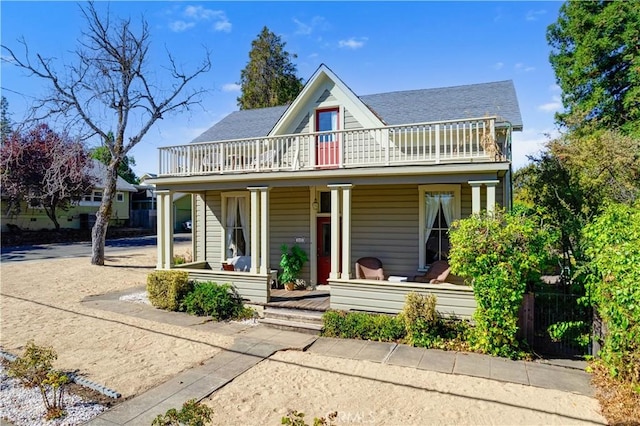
[260,307,325,335]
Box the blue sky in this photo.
[1,1,564,176]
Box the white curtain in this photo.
[226,197,238,258]
[440,193,455,228]
[424,194,440,243]
[237,196,249,255]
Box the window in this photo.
[222,193,249,259]
[316,108,339,142]
[80,190,104,205]
[418,185,461,269]
[116,192,125,202]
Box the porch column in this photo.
[259,187,270,274]
[485,180,499,213]
[156,190,166,269]
[340,184,353,280]
[328,185,341,280]
[156,190,173,269]
[249,188,261,274]
[469,181,482,214]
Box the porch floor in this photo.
[265,287,330,311]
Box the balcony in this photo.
[158,117,506,177]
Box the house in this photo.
[1,159,137,231]
[130,174,192,232]
[149,64,522,317]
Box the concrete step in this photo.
[263,307,324,324]
[259,317,323,335]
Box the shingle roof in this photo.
[191,80,522,143]
[361,80,522,128]
[191,106,288,143]
[88,159,138,192]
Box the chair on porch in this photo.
[355,257,385,280]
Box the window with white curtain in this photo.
[222,193,249,259]
[418,185,461,269]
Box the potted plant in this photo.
[279,244,309,291]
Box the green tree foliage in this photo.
[237,26,303,110]
[0,124,94,229]
[1,96,12,143]
[90,133,139,184]
[547,1,640,136]
[514,130,640,267]
[448,210,554,358]
[583,202,640,385]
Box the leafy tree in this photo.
[237,26,303,110]
[2,2,211,265]
[583,202,640,385]
[0,123,94,229]
[1,96,12,143]
[448,209,554,358]
[547,1,640,136]
[90,133,139,184]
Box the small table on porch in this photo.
[388,276,408,282]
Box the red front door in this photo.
[316,108,339,168]
[316,217,332,284]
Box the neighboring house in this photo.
[150,64,522,316]
[131,174,191,232]
[1,159,137,231]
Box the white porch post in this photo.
[328,185,341,280]
[340,184,353,280]
[469,181,482,214]
[249,188,260,274]
[485,180,499,213]
[259,187,270,274]
[156,190,167,269]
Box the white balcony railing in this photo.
[158,117,504,177]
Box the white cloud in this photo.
[526,9,547,21]
[511,128,558,170]
[169,20,195,33]
[538,95,562,113]
[214,19,232,33]
[493,62,504,70]
[549,84,561,92]
[293,16,329,35]
[293,18,312,35]
[514,62,535,72]
[338,37,367,50]
[222,83,241,92]
[168,6,231,33]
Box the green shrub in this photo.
[8,340,69,420]
[147,270,191,311]
[180,281,244,320]
[448,209,553,358]
[321,310,405,342]
[583,202,640,385]
[399,292,437,345]
[152,399,213,426]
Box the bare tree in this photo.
[2,2,211,265]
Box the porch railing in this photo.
[158,117,502,177]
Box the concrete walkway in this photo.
[85,292,594,425]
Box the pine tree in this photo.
[237,26,303,110]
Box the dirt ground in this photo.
[0,243,606,424]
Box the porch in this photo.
[173,261,475,319]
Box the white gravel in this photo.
[0,365,107,426]
[118,291,150,304]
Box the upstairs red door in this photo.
[316,108,339,168]
[316,216,332,284]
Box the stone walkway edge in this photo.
[85,296,593,425]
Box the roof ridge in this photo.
[361,80,514,98]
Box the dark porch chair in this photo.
[355,257,384,280]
